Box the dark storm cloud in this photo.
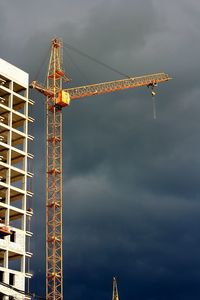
[1,1,200,299]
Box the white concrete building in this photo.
[0,59,34,299]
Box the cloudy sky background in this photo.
[1,0,200,299]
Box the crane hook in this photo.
[147,83,157,120]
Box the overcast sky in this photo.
[1,0,200,299]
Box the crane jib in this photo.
[31,73,171,107]
[63,72,171,101]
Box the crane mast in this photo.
[46,38,64,300]
[31,37,171,300]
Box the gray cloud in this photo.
[1,0,200,299]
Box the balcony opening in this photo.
[8,252,22,273]
[10,171,24,190]
[0,75,11,89]
[10,231,16,243]
[9,273,15,286]
[13,94,26,115]
[0,165,7,184]
[12,112,25,134]
[13,82,26,96]
[11,131,25,152]
[11,149,25,171]
[0,270,4,282]
[0,250,5,267]
[9,209,23,230]
[0,106,11,126]
[0,92,10,107]
[0,128,10,146]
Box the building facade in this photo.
[0,59,34,299]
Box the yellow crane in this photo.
[30,37,171,300]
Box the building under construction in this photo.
[0,58,34,299]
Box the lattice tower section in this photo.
[46,38,63,300]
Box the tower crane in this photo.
[30,37,171,300]
[112,277,120,300]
